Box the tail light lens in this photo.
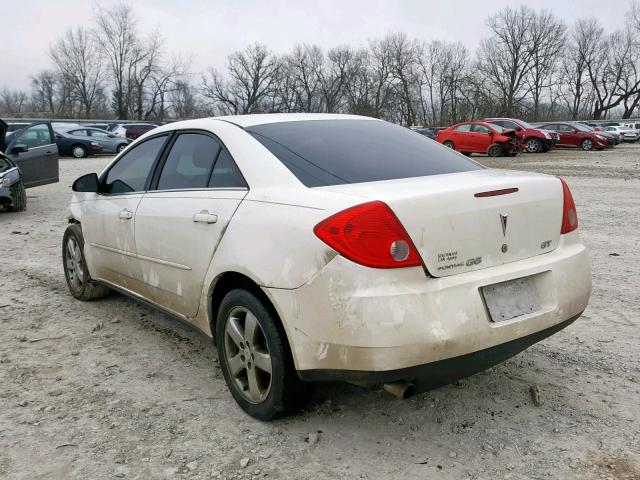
[313,201,422,269]
[559,178,578,234]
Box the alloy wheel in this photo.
[582,139,592,151]
[224,306,273,404]
[526,139,540,153]
[65,236,84,290]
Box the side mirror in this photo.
[72,173,100,193]
[515,126,523,131]
[10,144,28,154]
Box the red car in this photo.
[483,117,558,153]
[435,122,520,157]
[536,122,608,150]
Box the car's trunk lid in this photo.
[317,169,564,277]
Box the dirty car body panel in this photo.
[67,114,591,410]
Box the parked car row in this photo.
[424,116,640,156]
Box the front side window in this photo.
[16,124,53,148]
[103,135,167,194]
[557,124,574,132]
[89,130,110,139]
[157,133,220,190]
[248,119,481,187]
[471,124,491,134]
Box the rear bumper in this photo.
[266,231,591,376]
[298,314,580,384]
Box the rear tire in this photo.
[443,141,455,149]
[9,180,27,212]
[116,144,127,153]
[487,143,503,157]
[215,289,315,420]
[71,144,88,158]
[62,224,110,301]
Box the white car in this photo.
[64,114,592,419]
[605,125,640,142]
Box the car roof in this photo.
[212,113,377,128]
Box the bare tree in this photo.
[202,43,281,114]
[95,2,140,118]
[526,11,566,119]
[477,6,538,116]
[49,27,105,117]
[0,88,28,115]
[387,33,419,125]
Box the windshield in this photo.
[516,120,537,129]
[573,124,592,132]
[247,119,482,187]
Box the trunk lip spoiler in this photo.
[474,187,519,198]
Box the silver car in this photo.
[62,127,132,154]
[604,126,640,142]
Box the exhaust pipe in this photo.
[383,381,416,399]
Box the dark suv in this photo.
[109,123,158,140]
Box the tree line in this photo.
[3,2,640,125]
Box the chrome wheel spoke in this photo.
[227,352,245,377]
[225,317,245,349]
[244,312,259,344]
[246,365,261,402]
[253,350,272,374]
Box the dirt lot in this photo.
[1,144,639,480]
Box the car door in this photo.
[133,131,248,317]
[557,124,578,146]
[81,134,169,288]
[452,124,472,150]
[4,122,59,188]
[470,124,493,152]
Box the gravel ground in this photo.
[1,144,639,480]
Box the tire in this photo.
[487,143,503,157]
[116,144,127,153]
[462,152,472,156]
[215,289,315,420]
[62,224,110,301]
[442,141,455,149]
[9,180,27,212]
[71,144,88,158]
[524,137,542,153]
[580,139,593,151]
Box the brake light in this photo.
[559,178,578,234]
[313,201,422,268]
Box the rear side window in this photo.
[454,124,472,132]
[208,149,247,188]
[103,135,167,194]
[157,133,221,190]
[248,120,481,187]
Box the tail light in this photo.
[559,178,578,234]
[313,201,422,269]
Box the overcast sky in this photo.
[1,0,633,90]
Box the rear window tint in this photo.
[247,119,482,187]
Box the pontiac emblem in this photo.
[499,214,508,236]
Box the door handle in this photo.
[193,210,218,224]
[119,208,133,220]
[45,151,55,156]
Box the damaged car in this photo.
[0,152,26,212]
[436,121,520,157]
[64,114,591,420]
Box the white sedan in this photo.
[64,114,591,419]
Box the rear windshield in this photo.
[247,119,482,187]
